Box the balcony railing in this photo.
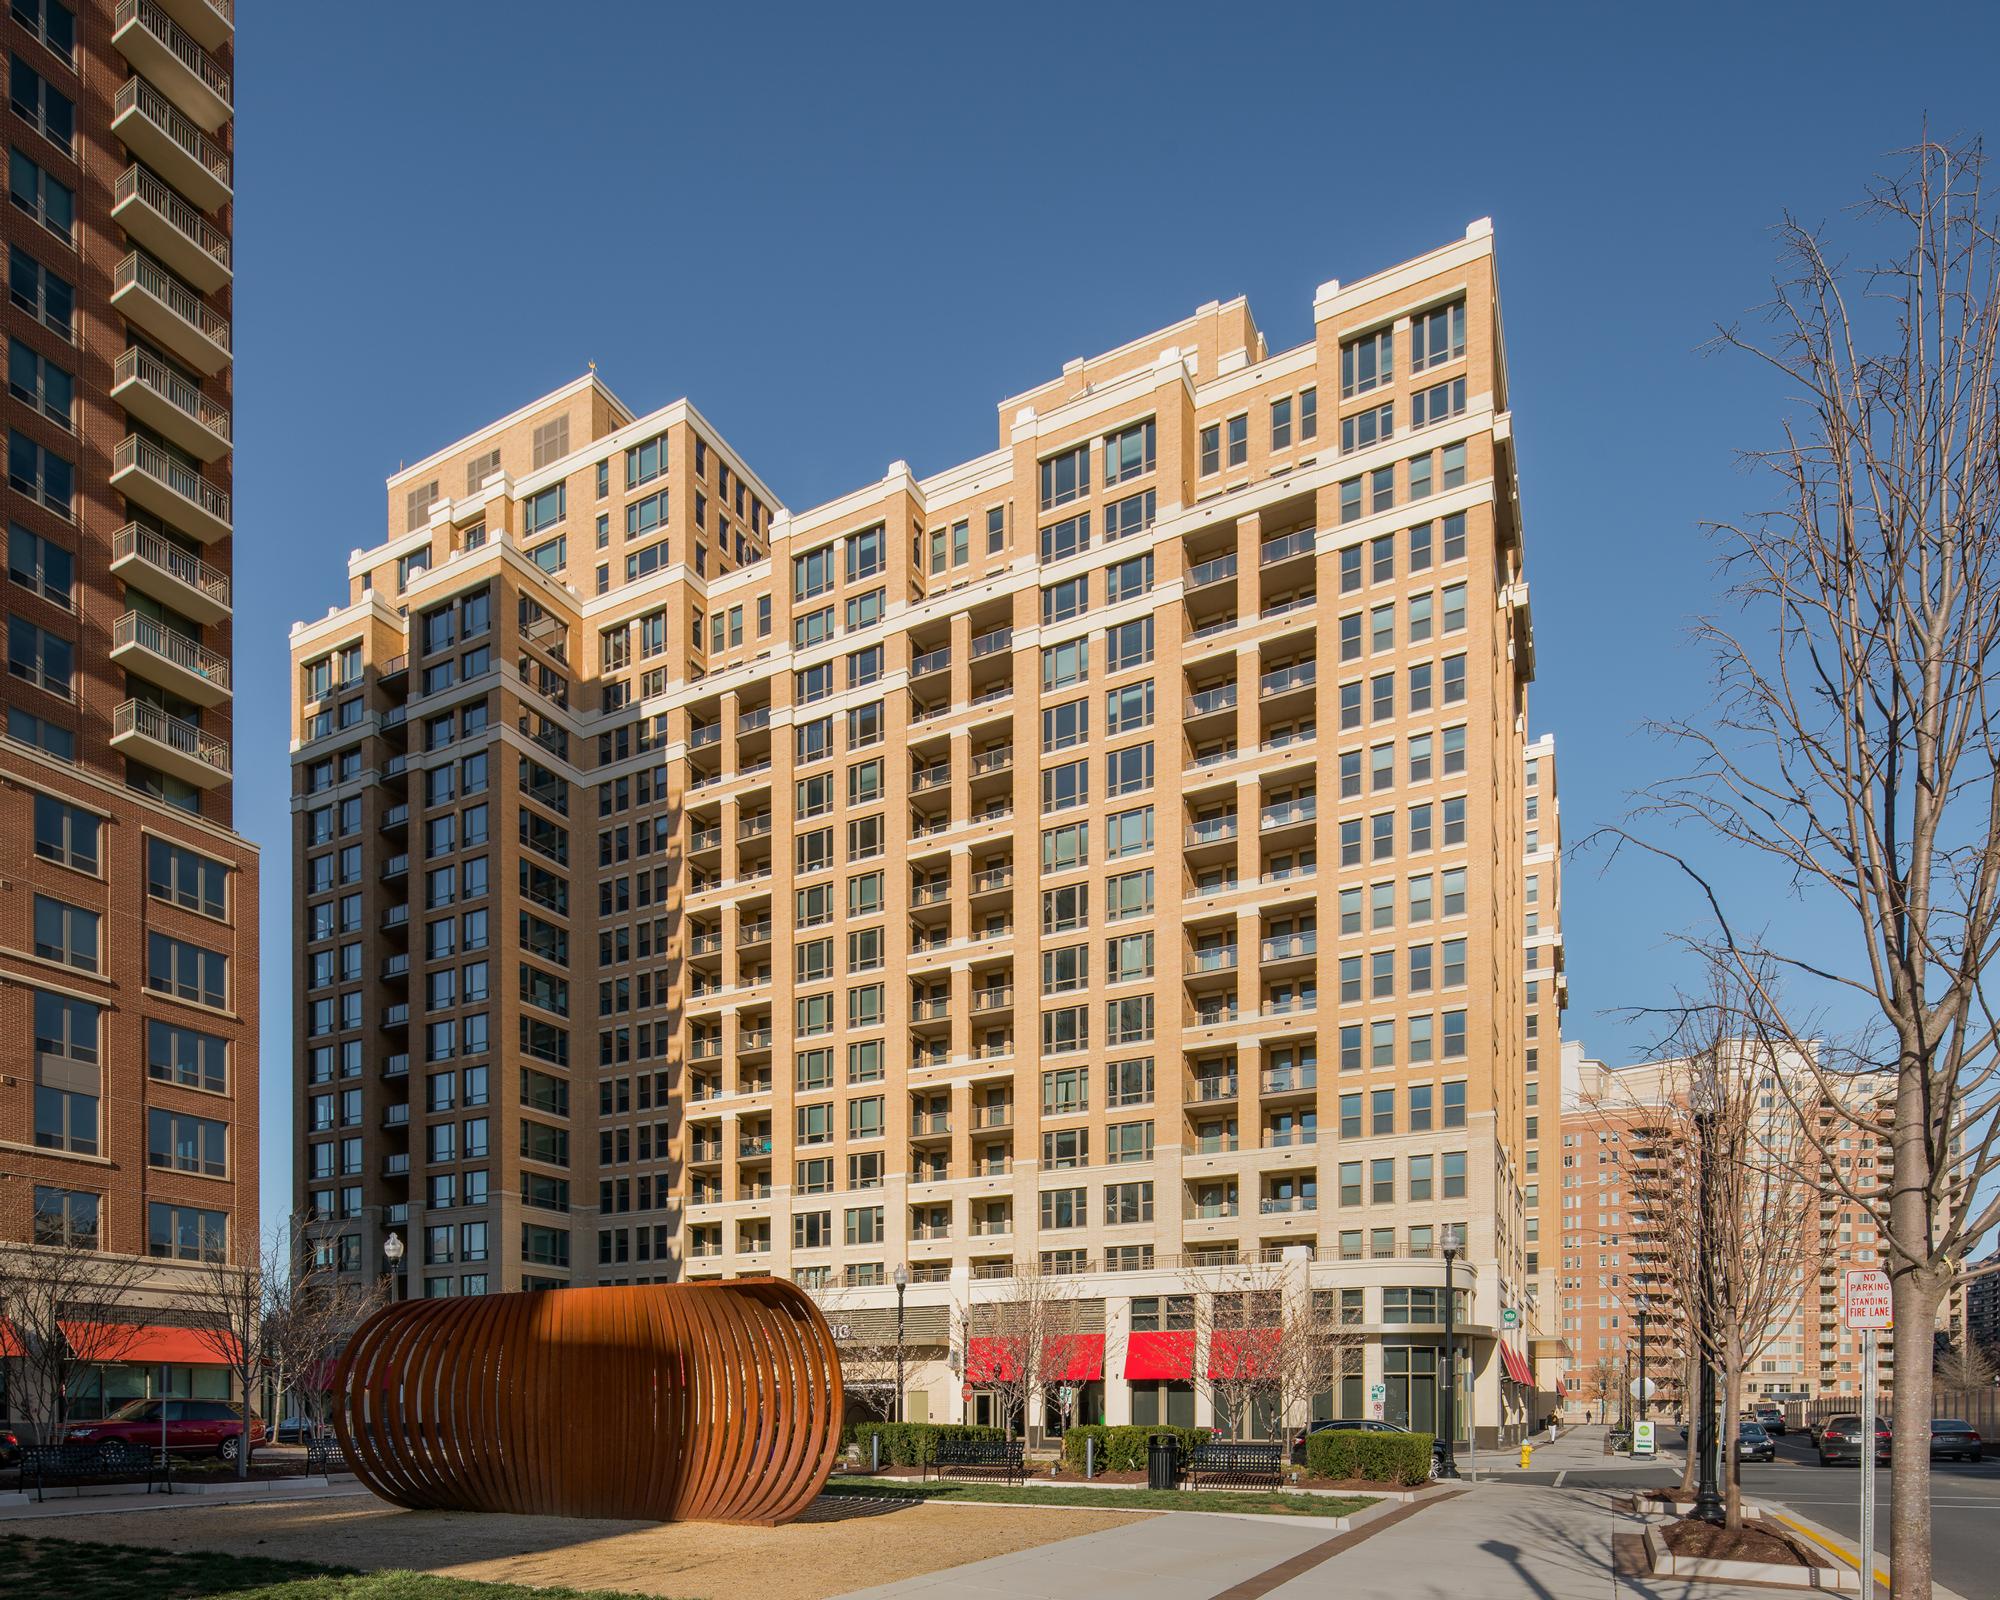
[971,866,1013,893]
[911,880,949,906]
[1192,1075,1239,1102]
[971,626,1013,658]
[113,75,230,194]
[1187,683,1237,717]
[112,346,230,446]
[1192,946,1239,973]
[1261,932,1318,961]
[689,826,722,851]
[1187,552,1238,589]
[1260,661,1316,697]
[1260,529,1315,565]
[115,0,232,112]
[112,610,229,691]
[911,1112,950,1136]
[1260,798,1317,829]
[738,920,773,946]
[740,1026,773,1050]
[972,986,1013,1012]
[110,523,230,609]
[911,764,951,793]
[971,746,1014,776]
[973,1105,1013,1129]
[689,723,721,748]
[738,1135,773,1158]
[911,645,951,676]
[1260,1193,1318,1214]
[910,996,949,1021]
[739,814,773,840]
[1187,816,1239,846]
[111,696,227,775]
[1261,1066,1319,1093]
[114,250,230,357]
[114,434,231,528]
[115,163,231,277]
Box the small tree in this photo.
[266,1220,388,1441]
[178,1228,280,1478]
[1182,1254,1352,1447]
[804,1281,902,1423]
[1934,1338,1997,1392]
[958,1267,1086,1438]
[0,1232,147,1443]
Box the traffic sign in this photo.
[961,1383,973,1402]
[1628,1377,1656,1400]
[1370,1384,1386,1402]
[1842,1269,1892,1330]
[1501,1308,1519,1327]
[1632,1421,1656,1458]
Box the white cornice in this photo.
[387,373,628,489]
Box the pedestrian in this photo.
[1546,1417,1557,1445]
[1585,1409,1593,1425]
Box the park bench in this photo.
[20,1441,170,1501]
[926,1438,1025,1485]
[1185,1440,1283,1490]
[306,1437,351,1477]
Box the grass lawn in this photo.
[0,1534,675,1600]
[822,1475,1375,1519]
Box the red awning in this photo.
[1206,1327,1283,1381]
[0,1321,21,1359]
[1499,1342,1534,1386]
[1044,1332,1104,1382]
[1124,1329,1195,1381]
[966,1336,1018,1384]
[60,1321,236,1366]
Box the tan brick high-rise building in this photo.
[0,0,255,1418]
[291,221,1556,1444]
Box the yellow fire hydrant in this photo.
[1519,1442,1533,1469]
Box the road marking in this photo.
[1767,1510,1891,1593]
[1553,1470,1567,1487]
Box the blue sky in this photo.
[234,2,2000,1238]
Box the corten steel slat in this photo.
[333,1281,841,1524]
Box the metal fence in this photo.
[1786,1388,2000,1436]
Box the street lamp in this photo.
[1690,1075,1724,1524]
[1635,1297,1651,1429]
[892,1263,909,1424]
[1437,1223,1462,1479]
[382,1231,405,1303]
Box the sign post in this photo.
[1632,1419,1655,1458]
[1842,1268,1891,1592]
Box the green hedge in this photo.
[1304,1429,1435,1485]
[846,1421,1005,1466]
[1060,1424,1213,1474]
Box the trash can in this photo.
[1147,1433,1180,1491]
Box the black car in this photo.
[1929,1419,1983,1462]
[1817,1414,1892,1466]
[1737,1421,1776,1462]
[1293,1417,1445,1474]
[1752,1402,1787,1436]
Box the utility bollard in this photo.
[1519,1442,1532,1470]
[1086,1437,1096,1479]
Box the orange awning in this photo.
[60,1321,236,1366]
[0,1321,20,1359]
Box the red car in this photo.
[64,1398,260,1464]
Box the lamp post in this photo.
[1636,1298,1650,1427]
[1691,1079,1724,1524]
[892,1263,909,1424]
[382,1231,405,1302]
[1437,1223,1462,1479]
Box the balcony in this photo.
[1187,552,1238,590]
[110,697,228,786]
[111,251,229,375]
[156,0,231,50]
[911,645,951,677]
[380,904,409,931]
[970,746,1014,778]
[382,1104,409,1130]
[1260,529,1315,566]
[1191,945,1239,974]
[1259,661,1317,699]
[382,1153,410,1178]
[112,164,230,292]
[738,813,773,841]
[1260,1066,1318,1096]
[1191,1075,1239,1103]
[381,803,409,831]
[110,610,229,706]
[112,435,230,543]
[1261,932,1318,964]
[737,706,772,733]
[971,985,1014,1014]
[109,523,229,622]
[111,349,230,464]
[1260,1193,1318,1215]
[1187,683,1237,718]
[112,0,231,131]
[911,763,951,794]
[971,626,1013,659]
[381,854,409,880]
[738,1135,774,1159]
[971,865,1014,895]
[382,1003,410,1029]
[111,76,230,211]
[381,953,410,981]
[1260,797,1317,831]
[1186,816,1239,848]
[910,1112,951,1139]
[381,1053,409,1079]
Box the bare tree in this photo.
[804,1281,902,1424]
[0,1232,148,1444]
[1934,1337,1997,1391]
[1181,1254,1353,1449]
[1608,135,2000,1597]
[266,1221,388,1442]
[957,1268,1087,1439]
[178,1229,278,1478]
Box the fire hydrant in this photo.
[1519,1442,1533,1469]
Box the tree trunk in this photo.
[1888,1265,1948,1600]
[1722,1339,1743,1531]
[1677,1346,1701,1499]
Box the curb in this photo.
[1640,1521,1858,1591]
[1760,1504,1974,1600]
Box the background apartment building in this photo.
[1555,1044,1961,1415]
[292,221,1556,1443]
[0,0,255,1417]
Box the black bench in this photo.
[306,1437,350,1477]
[926,1438,1025,1485]
[1186,1441,1283,1490]
[20,1442,170,1501]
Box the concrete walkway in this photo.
[832,1479,1850,1600]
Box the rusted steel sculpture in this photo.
[333,1278,842,1524]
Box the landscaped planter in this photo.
[1641,1520,1858,1591]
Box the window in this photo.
[1442,1150,1467,1198]
[32,790,94,869]
[1270,395,1293,450]
[1342,402,1393,455]
[32,893,94,970]
[1342,328,1393,397]
[1104,419,1155,484]
[1412,377,1466,428]
[793,543,835,600]
[1198,424,1220,476]
[8,431,70,516]
[1040,1188,1086,1229]
[1411,301,1466,372]
[12,2,73,63]
[625,432,668,487]
[1105,681,1153,734]
[32,1184,95,1248]
[8,146,71,239]
[1106,551,1153,603]
[523,483,565,535]
[1225,413,1248,467]
[9,244,70,336]
[1104,489,1155,542]
[149,1202,225,1262]
[1042,637,1087,690]
[148,1108,227,1176]
[625,489,668,539]
[1106,616,1153,671]
[1040,445,1088,510]
[147,931,226,1008]
[148,838,227,917]
[1041,574,1087,624]
[1041,758,1087,813]
[9,337,70,424]
[1105,742,1153,796]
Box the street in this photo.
[1493,1425,1999,1599]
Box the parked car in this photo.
[273,1415,330,1445]
[1752,1402,1787,1435]
[1292,1417,1446,1475]
[1816,1414,1892,1466]
[0,1427,18,1468]
[1737,1421,1777,1462]
[1928,1419,1983,1462]
[63,1399,261,1464]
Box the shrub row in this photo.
[1060,1424,1213,1474]
[845,1421,1004,1465]
[1304,1429,1435,1485]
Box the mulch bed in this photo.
[1662,1517,1827,1569]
